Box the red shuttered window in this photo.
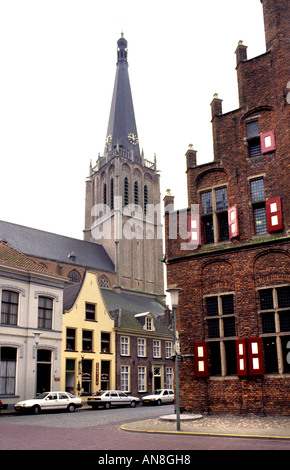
[236,339,248,376]
[261,130,275,154]
[228,205,239,239]
[194,342,209,377]
[236,338,264,376]
[247,337,264,375]
[266,196,283,232]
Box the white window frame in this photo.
[165,341,173,358]
[137,338,146,357]
[166,367,174,390]
[146,316,153,331]
[121,365,130,392]
[120,336,130,356]
[138,366,147,392]
[153,340,161,358]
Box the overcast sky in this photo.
[0,0,266,240]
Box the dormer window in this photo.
[134,312,155,331]
[146,316,152,331]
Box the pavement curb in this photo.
[120,419,290,441]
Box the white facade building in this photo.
[0,241,66,405]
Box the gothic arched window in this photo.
[144,184,148,214]
[124,177,129,206]
[134,181,139,206]
[103,183,107,208]
[68,270,81,283]
[98,275,110,288]
[110,178,114,210]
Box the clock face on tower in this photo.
[128,132,139,145]
[105,135,112,146]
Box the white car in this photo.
[87,390,140,409]
[141,389,175,405]
[14,391,83,414]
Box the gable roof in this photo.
[63,281,83,312]
[100,288,165,318]
[110,308,172,336]
[0,240,51,274]
[0,220,115,273]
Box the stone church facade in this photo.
[84,34,164,298]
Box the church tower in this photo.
[84,34,164,297]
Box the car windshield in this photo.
[91,392,104,397]
[153,390,162,395]
[34,392,50,399]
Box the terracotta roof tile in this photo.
[0,240,51,273]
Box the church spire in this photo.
[105,34,140,160]
[117,31,128,63]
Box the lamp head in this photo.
[166,285,183,307]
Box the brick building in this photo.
[164,0,290,415]
[110,309,173,398]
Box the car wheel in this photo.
[67,404,75,412]
[130,400,136,408]
[32,405,41,415]
[157,399,162,406]
[104,402,111,409]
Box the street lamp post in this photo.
[166,285,182,431]
[33,333,41,395]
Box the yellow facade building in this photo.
[61,271,115,396]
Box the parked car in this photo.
[14,391,83,414]
[0,399,8,412]
[87,390,140,409]
[141,389,174,405]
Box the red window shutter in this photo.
[261,130,275,154]
[187,214,201,246]
[247,337,264,376]
[228,205,239,239]
[194,342,209,377]
[266,196,283,232]
[236,339,248,376]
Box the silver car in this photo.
[141,389,175,405]
[87,390,140,409]
[14,391,83,414]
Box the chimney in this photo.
[164,305,172,328]
[261,0,289,52]
[210,93,223,119]
[186,144,197,169]
[235,40,248,66]
[164,189,175,212]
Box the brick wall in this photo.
[115,332,174,398]
[165,0,290,415]
[28,255,116,288]
[166,242,290,415]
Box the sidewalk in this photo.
[121,413,290,440]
